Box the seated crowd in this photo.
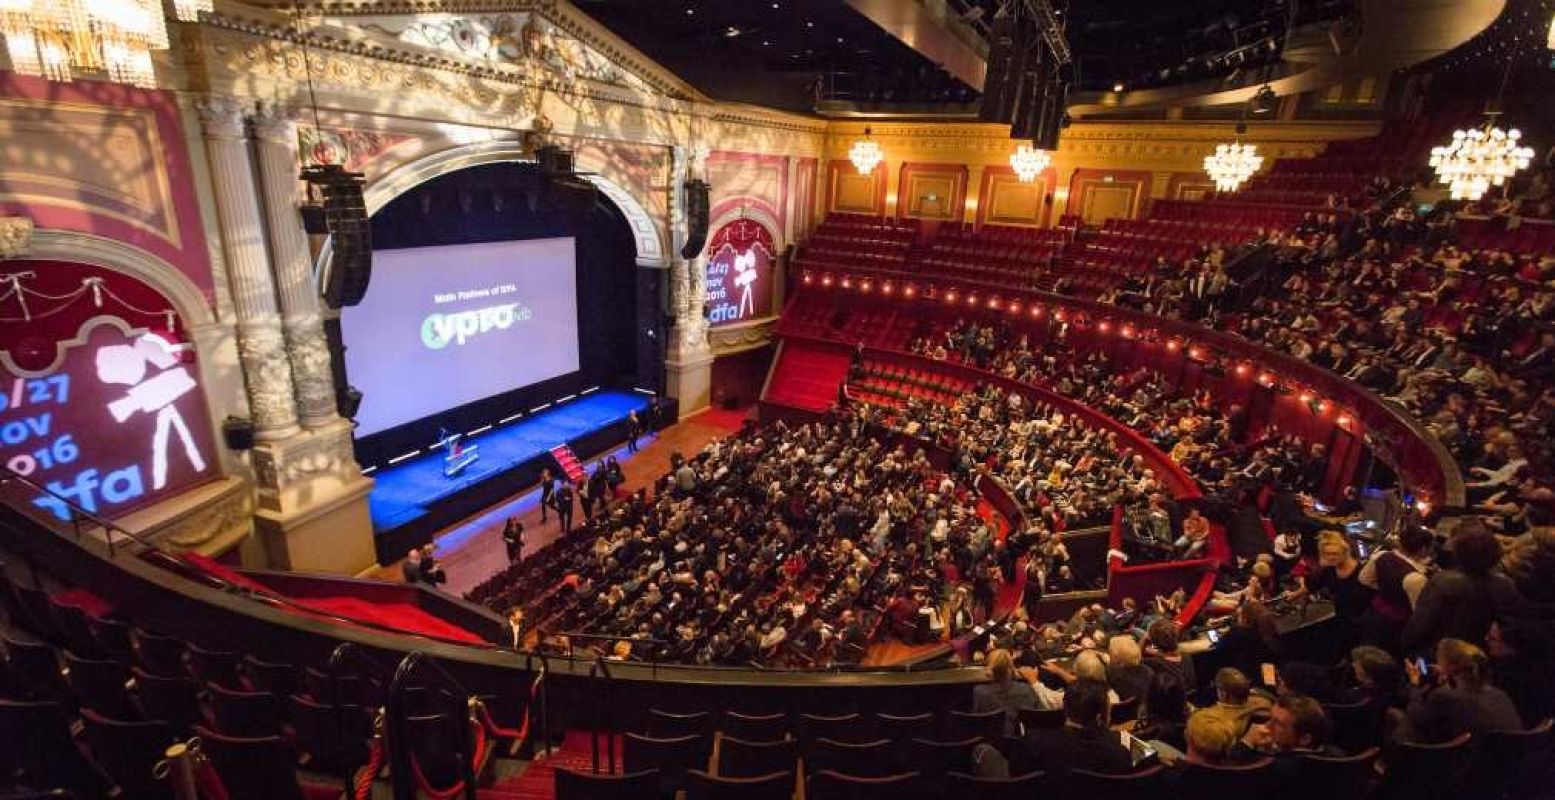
[468,416,1026,667]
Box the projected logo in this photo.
[706,219,774,326]
[2,319,215,522]
[420,303,532,349]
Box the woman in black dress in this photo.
[1301,530,1374,648]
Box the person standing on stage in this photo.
[538,468,556,523]
[626,410,643,454]
[503,517,525,564]
[555,480,575,533]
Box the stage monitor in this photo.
[341,238,580,437]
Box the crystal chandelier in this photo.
[848,126,884,176]
[1010,143,1050,183]
[1203,141,1263,193]
[1428,120,1535,201]
[0,0,211,89]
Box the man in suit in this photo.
[626,410,643,453]
[401,548,422,585]
[502,518,524,564]
[505,608,525,650]
[1019,678,1132,776]
[417,544,447,587]
[538,468,556,523]
[555,481,574,533]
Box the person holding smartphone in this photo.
[1392,638,1522,744]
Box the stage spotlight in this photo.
[1252,85,1276,115]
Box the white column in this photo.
[664,144,714,416]
[251,103,339,430]
[194,94,301,442]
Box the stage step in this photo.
[549,444,587,484]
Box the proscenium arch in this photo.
[361,140,668,268]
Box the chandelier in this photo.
[848,126,884,176]
[1010,143,1050,183]
[1203,141,1263,193]
[0,0,212,89]
[1428,120,1535,201]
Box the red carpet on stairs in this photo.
[764,342,851,411]
[179,554,486,644]
[482,730,621,800]
[548,445,587,483]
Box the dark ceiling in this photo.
[576,0,979,112]
[577,0,1358,114]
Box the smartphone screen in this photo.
[1261,663,1278,686]
[1415,657,1430,676]
[1206,629,1222,644]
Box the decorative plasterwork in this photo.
[0,216,33,260]
[297,125,418,173]
[357,12,658,96]
[194,2,699,113]
[709,316,779,356]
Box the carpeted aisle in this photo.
[479,731,620,800]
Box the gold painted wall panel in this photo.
[902,174,958,220]
[986,177,1045,226]
[1082,186,1135,226]
[832,170,881,214]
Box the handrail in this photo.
[0,462,165,557]
[326,643,392,798]
[587,655,615,775]
[787,276,1463,507]
[386,652,478,800]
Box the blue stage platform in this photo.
[365,390,651,562]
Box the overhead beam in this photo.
[845,0,989,91]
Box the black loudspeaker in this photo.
[536,144,598,214]
[979,3,1023,123]
[322,316,363,420]
[651,396,680,431]
[1034,77,1069,151]
[302,164,372,308]
[1010,45,1045,139]
[222,416,255,450]
[681,179,710,259]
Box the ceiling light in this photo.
[762,40,771,46]
[771,1,780,7]
[685,7,695,15]
[806,21,815,28]
[725,26,741,37]
[1204,140,1263,192]
[849,126,884,176]
[1429,118,1535,201]
[1010,143,1050,183]
[1112,82,1125,93]
[0,0,210,89]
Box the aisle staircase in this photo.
[761,340,853,412]
[549,444,586,484]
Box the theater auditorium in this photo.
[1,0,1554,797]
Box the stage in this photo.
[365,390,652,563]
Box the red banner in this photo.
[705,219,775,326]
